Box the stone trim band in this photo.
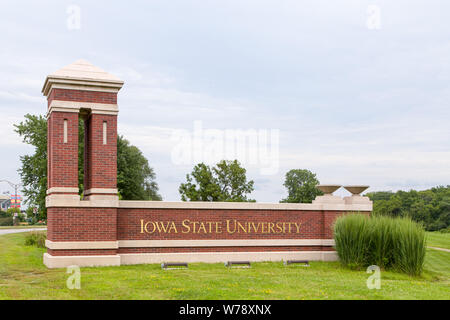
[84,188,119,195]
[47,187,79,195]
[45,239,335,250]
[47,100,119,117]
[45,240,119,250]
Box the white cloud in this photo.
[1,1,450,201]
[0,115,25,147]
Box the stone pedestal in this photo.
[344,195,372,205]
[312,195,345,204]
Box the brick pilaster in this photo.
[47,111,79,195]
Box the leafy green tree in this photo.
[366,191,394,201]
[14,114,47,219]
[368,186,450,231]
[280,169,322,203]
[372,196,403,217]
[6,207,20,216]
[15,114,162,219]
[117,136,162,201]
[179,160,254,202]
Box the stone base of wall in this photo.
[120,251,338,265]
[43,251,337,268]
[43,253,121,268]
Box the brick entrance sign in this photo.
[42,60,372,268]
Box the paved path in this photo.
[428,246,450,253]
[0,228,47,235]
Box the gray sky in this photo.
[0,0,449,203]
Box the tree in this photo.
[366,191,394,201]
[14,114,47,219]
[179,160,255,202]
[368,186,450,231]
[6,207,20,216]
[14,114,162,219]
[280,169,322,203]
[117,136,162,201]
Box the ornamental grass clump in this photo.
[333,214,371,269]
[392,218,426,276]
[333,214,426,276]
[368,215,396,269]
[24,231,47,248]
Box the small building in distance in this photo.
[0,194,22,211]
[0,194,11,211]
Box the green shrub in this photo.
[368,215,396,269]
[334,214,426,276]
[392,219,426,276]
[334,214,371,269]
[0,217,13,226]
[0,211,12,218]
[24,231,47,248]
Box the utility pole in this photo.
[0,180,22,211]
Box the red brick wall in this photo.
[47,207,117,242]
[117,208,335,240]
[46,207,370,257]
[47,111,79,191]
[84,114,117,192]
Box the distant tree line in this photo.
[367,186,450,231]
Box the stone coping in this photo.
[118,200,372,211]
[46,195,372,211]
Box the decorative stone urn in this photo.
[312,185,344,204]
[344,185,369,196]
[343,185,372,204]
[317,185,341,195]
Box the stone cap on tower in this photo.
[42,59,124,97]
[43,59,124,116]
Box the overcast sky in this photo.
[0,0,449,203]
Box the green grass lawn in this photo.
[0,232,449,300]
[426,232,450,250]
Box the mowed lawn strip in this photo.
[0,232,449,300]
[426,232,450,250]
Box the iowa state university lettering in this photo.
[140,219,301,234]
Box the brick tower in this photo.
[43,60,124,267]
